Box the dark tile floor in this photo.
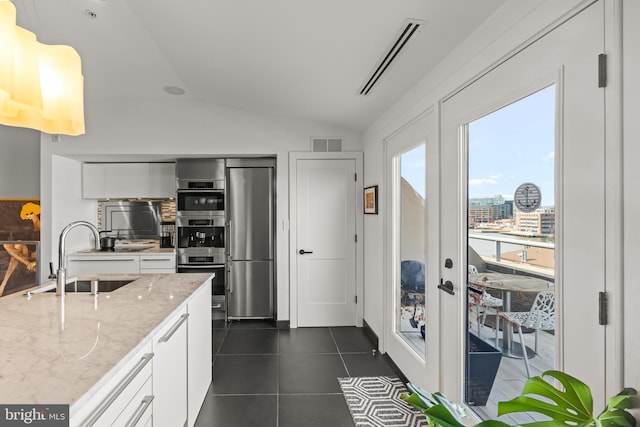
[194,320,400,427]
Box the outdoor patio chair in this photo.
[467,264,503,338]
[496,290,555,377]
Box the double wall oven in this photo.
[176,158,227,316]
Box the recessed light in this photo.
[164,86,186,96]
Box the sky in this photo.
[468,85,555,206]
[400,84,555,206]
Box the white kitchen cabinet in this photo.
[148,163,176,198]
[67,255,140,276]
[187,280,212,427]
[81,162,176,199]
[153,306,189,427]
[139,253,176,273]
[71,342,153,427]
[82,163,106,199]
[104,164,149,198]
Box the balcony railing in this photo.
[469,233,554,262]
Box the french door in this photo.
[439,0,609,413]
[384,109,440,390]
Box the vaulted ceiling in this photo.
[13,0,506,132]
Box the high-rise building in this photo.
[468,195,513,226]
[515,207,555,236]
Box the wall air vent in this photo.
[311,137,343,152]
[358,18,426,96]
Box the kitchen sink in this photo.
[45,279,136,293]
[73,279,135,293]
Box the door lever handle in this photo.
[438,279,455,295]
[299,249,313,255]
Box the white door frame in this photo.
[289,151,364,329]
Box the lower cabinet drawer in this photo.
[139,255,176,271]
[67,256,141,275]
[112,376,153,427]
[71,342,153,427]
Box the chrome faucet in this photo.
[57,221,100,296]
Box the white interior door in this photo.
[440,1,607,408]
[293,158,358,327]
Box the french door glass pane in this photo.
[465,86,556,421]
[397,144,426,357]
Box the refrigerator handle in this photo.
[228,268,233,294]
[227,220,233,260]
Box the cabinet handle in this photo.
[141,258,172,262]
[123,395,154,427]
[71,258,136,262]
[79,353,154,427]
[159,313,189,343]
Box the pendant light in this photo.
[0,0,85,136]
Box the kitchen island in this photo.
[0,273,212,426]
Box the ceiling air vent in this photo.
[358,18,426,96]
[311,137,343,152]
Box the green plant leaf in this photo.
[402,392,432,412]
[474,421,511,427]
[497,371,638,427]
[497,370,594,425]
[401,393,466,427]
[597,409,636,427]
[594,388,639,427]
[603,388,639,412]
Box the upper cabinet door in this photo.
[82,163,176,199]
[148,163,176,198]
[105,164,149,197]
[82,163,106,199]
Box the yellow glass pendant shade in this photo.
[0,0,85,136]
[37,44,85,135]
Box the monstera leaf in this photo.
[402,392,466,427]
[402,370,637,427]
[497,370,638,427]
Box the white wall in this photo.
[40,99,363,322]
[0,126,40,198]
[49,156,99,272]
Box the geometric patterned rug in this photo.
[338,376,429,427]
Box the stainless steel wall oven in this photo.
[176,158,227,317]
[176,191,224,216]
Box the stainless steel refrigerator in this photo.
[226,159,275,319]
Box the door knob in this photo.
[299,249,313,255]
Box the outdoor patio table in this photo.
[469,272,553,359]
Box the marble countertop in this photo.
[0,273,211,413]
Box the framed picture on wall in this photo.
[364,185,378,214]
[0,199,41,298]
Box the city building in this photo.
[515,207,555,236]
